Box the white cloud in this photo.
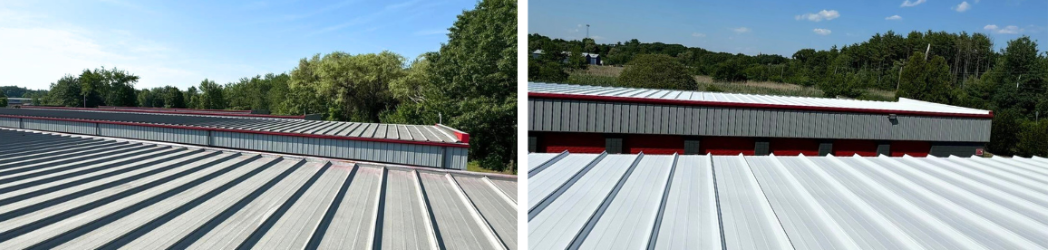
[901,0,927,7]
[795,10,840,22]
[692,32,706,38]
[731,27,750,33]
[813,28,832,35]
[984,24,1023,34]
[954,1,971,12]
[885,15,903,20]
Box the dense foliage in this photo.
[618,54,696,90]
[17,0,517,172]
[530,32,1048,157]
[0,91,6,107]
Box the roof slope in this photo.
[0,108,465,144]
[529,82,992,117]
[528,152,1048,249]
[0,129,514,249]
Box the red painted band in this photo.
[436,124,470,143]
[529,92,995,119]
[23,106,305,119]
[0,114,470,148]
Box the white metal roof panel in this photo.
[530,82,992,116]
[528,152,1048,249]
[0,129,515,249]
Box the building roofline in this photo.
[0,114,471,148]
[529,92,995,119]
[23,106,305,119]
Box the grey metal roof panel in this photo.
[0,108,467,143]
[0,129,514,249]
[528,152,1048,250]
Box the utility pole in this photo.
[924,43,931,61]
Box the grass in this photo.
[466,161,516,175]
[564,65,897,101]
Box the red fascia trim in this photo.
[23,106,305,119]
[0,114,470,148]
[529,92,995,119]
[436,123,470,143]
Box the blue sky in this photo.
[530,0,1047,56]
[0,0,477,90]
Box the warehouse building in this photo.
[0,129,516,249]
[528,82,994,157]
[528,152,1048,249]
[0,106,470,169]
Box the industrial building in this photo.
[528,152,1048,249]
[0,106,470,169]
[528,82,994,157]
[0,129,516,249]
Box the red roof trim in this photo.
[436,124,470,143]
[23,106,305,119]
[529,92,995,119]
[0,114,469,148]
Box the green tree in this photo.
[162,86,186,108]
[198,79,225,109]
[568,45,587,69]
[386,0,517,171]
[712,59,746,82]
[619,54,697,90]
[897,52,954,103]
[0,91,7,107]
[988,109,1022,155]
[1015,119,1048,157]
[184,86,200,109]
[78,69,105,107]
[289,51,403,122]
[48,75,82,107]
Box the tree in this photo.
[897,52,954,103]
[198,79,225,109]
[48,75,82,107]
[712,59,746,82]
[619,54,697,90]
[989,109,1022,155]
[162,86,186,108]
[184,86,200,109]
[568,45,587,69]
[78,69,105,107]
[0,91,7,107]
[1015,119,1048,157]
[386,0,517,171]
[288,51,403,122]
[102,68,139,107]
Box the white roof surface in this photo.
[530,82,992,116]
[528,152,1048,249]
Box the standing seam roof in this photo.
[0,129,514,249]
[528,152,1048,250]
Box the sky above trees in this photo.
[0,0,478,90]
[530,0,1047,56]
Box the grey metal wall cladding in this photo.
[528,98,992,142]
[22,119,96,135]
[929,142,986,157]
[210,131,461,169]
[0,117,18,128]
[7,117,465,169]
[99,124,209,145]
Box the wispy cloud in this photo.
[954,1,972,12]
[813,28,832,35]
[692,32,706,38]
[731,27,750,34]
[901,0,927,7]
[984,24,1022,34]
[386,0,422,10]
[885,15,903,20]
[795,10,840,22]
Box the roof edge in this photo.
[436,123,470,143]
[529,92,994,119]
[23,106,305,119]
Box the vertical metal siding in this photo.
[529,98,991,142]
[0,117,19,128]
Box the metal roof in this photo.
[0,107,466,144]
[529,82,993,117]
[528,152,1048,249]
[0,129,515,249]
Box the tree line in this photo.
[3,0,517,172]
[528,31,1048,157]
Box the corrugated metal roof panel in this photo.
[528,152,1048,250]
[530,82,992,116]
[0,108,463,143]
[0,129,515,249]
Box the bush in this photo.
[712,59,747,82]
[618,54,697,90]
